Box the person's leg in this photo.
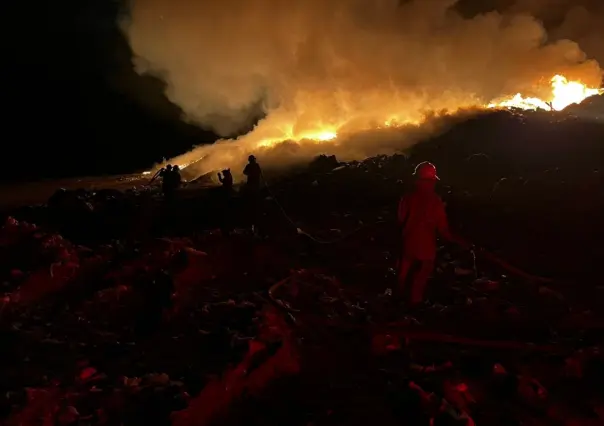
[397,256,414,297]
[410,260,434,305]
[249,192,260,234]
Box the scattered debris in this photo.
[1,143,604,425]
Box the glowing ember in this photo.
[487,94,550,111]
[256,127,338,148]
[488,75,603,111]
[310,130,338,141]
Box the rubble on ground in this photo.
[1,110,604,425]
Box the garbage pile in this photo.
[2,210,604,425]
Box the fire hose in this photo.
[148,168,163,184]
[260,173,555,284]
[471,247,554,284]
[260,172,385,244]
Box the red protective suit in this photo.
[397,179,454,304]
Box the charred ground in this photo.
[1,106,604,425]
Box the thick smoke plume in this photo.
[506,0,604,65]
[123,0,602,180]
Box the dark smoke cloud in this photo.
[122,0,602,179]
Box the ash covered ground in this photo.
[1,107,604,425]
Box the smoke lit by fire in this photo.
[124,0,604,180]
[254,74,603,149]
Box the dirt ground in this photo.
[1,109,604,425]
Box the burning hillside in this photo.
[144,74,602,181]
[124,0,604,179]
[246,75,603,148]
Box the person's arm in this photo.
[397,197,408,225]
[395,197,408,267]
[436,199,455,242]
[149,168,163,183]
[243,165,249,176]
[436,200,470,248]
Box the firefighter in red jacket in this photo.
[397,162,468,304]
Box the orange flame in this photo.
[257,127,338,148]
[488,75,602,111]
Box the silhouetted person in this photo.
[163,165,182,202]
[217,169,234,236]
[218,168,233,192]
[158,164,173,194]
[159,164,172,179]
[171,165,182,188]
[242,155,263,235]
[397,162,468,305]
[149,164,170,184]
[243,155,261,192]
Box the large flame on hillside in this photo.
[488,75,603,111]
[257,128,338,148]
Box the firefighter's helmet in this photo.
[413,162,439,180]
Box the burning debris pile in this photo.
[2,107,604,424]
[153,75,603,182]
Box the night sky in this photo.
[2,0,218,182]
